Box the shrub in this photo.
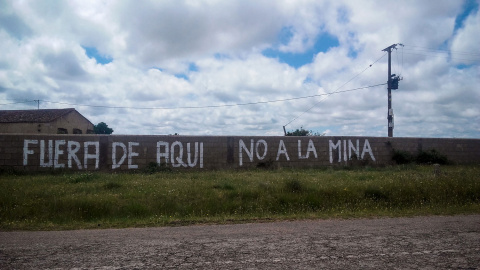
[392,150,415,164]
[143,162,172,174]
[392,149,449,165]
[415,149,449,165]
[284,179,303,193]
[256,159,276,169]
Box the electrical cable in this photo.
[38,83,386,110]
[0,100,36,106]
[402,44,480,57]
[401,45,480,62]
[283,52,387,128]
[401,51,480,62]
[283,82,386,128]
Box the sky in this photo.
[0,0,479,138]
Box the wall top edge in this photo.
[0,133,478,141]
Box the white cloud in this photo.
[112,0,284,67]
[0,0,478,138]
[450,8,480,65]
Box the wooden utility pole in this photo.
[382,44,399,137]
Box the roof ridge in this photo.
[0,108,79,123]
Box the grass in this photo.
[0,165,479,231]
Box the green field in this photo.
[1,165,479,230]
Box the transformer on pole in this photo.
[382,44,403,137]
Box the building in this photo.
[0,108,94,134]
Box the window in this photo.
[73,128,82,134]
[87,129,95,134]
[57,128,68,134]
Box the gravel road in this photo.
[1,215,479,269]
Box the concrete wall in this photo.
[0,111,94,134]
[0,134,479,171]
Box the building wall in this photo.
[0,111,94,134]
[1,134,479,171]
[52,111,94,134]
[1,122,52,134]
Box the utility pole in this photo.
[382,44,402,137]
[34,100,40,110]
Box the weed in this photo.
[103,182,122,190]
[364,187,389,201]
[143,162,172,174]
[69,172,99,183]
[213,183,235,190]
[284,179,303,193]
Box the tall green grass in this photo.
[1,165,479,230]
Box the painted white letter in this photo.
[68,141,82,169]
[361,139,376,161]
[171,141,187,167]
[54,140,66,168]
[112,142,127,169]
[23,140,38,166]
[348,139,360,160]
[306,139,318,159]
[157,141,169,165]
[187,142,198,167]
[255,139,268,160]
[239,139,254,166]
[128,142,139,169]
[329,140,341,163]
[298,140,306,159]
[40,140,53,167]
[84,141,99,169]
[276,140,290,161]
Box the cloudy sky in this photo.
[1,0,479,137]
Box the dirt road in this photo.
[1,215,479,269]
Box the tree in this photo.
[94,122,114,134]
[286,127,324,136]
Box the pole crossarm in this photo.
[382,44,398,53]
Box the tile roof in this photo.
[0,108,77,123]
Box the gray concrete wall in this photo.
[0,134,479,171]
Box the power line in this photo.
[402,52,480,63]
[402,45,480,57]
[283,52,388,128]
[283,83,387,128]
[401,45,480,62]
[0,100,36,106]
[37,83,385,110]
[1,82,386,111]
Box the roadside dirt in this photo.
[1,215,479,269]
